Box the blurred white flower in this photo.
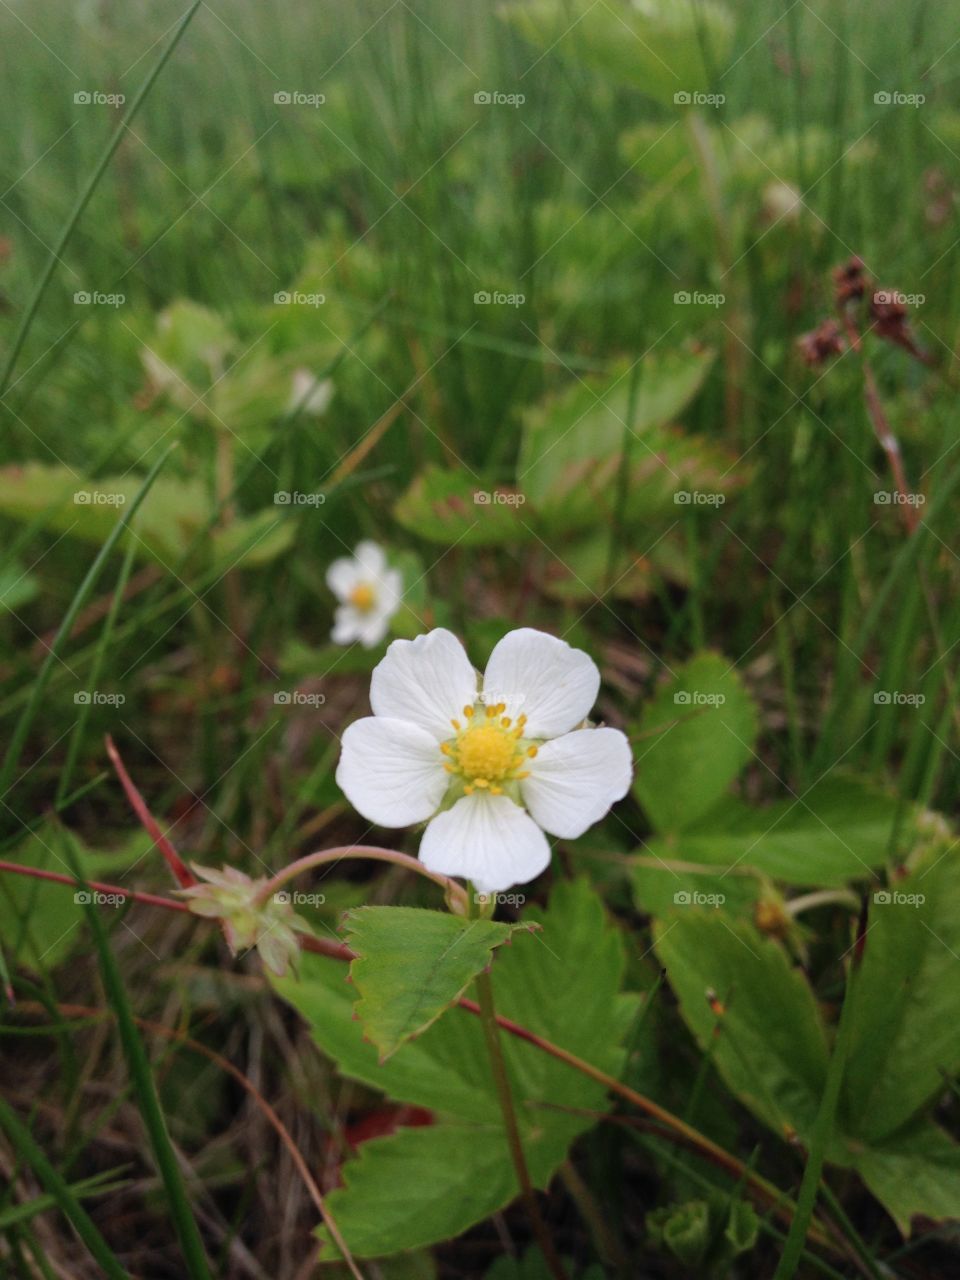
[288,367,334,416]
[176,864,312,977]
[335,628,633,893]
[326,541,403,649]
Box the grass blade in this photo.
[60,828,213,1280]
[0,0,203,397]
[0,1095,131,1279]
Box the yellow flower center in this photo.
[349,583,376,612]
[441,703,538,796]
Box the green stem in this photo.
[475,966,568,1280]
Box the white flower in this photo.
[335,628,633,893]
[326,541,403,649]
[288,367,334,416]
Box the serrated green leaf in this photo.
[273,879,637,1259]
[634,652,758,833]
[517,352,723,533]
[394,465,533,547]
[654,913,828,1141]
[343,907,523,1059]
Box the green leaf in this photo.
[502,0,734,108]
[654,913,828,1141]
[0,826,154,970]
[631,861,761,919]
[633,652,758,833]
[394,465,533,547]
[343,907,524,1059]
[517,352,724,533]
[273,879,637,1258]
[645,773,906,887]
[841,844,960,1141]
[845,1122,960,1236]
[0,464,292,571]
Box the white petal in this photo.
[380,568,404,611]
[482,628,600,739]
[419,793,551,893]
[370,629,478,742]
[354,541,387,577]
[336,717,447,827]
[331,606,362,645]
[356,609,391,649]
[326,557,360,600]
[522,728,633,838]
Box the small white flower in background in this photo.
[336,628,633,893]
[176,864,312,977]
[326,541,403,649]
[288,367,334,416]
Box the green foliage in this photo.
[633,651,758,832]
[0,830,153,970]
[0,463,292,570]
[647,1192,758,1273]
[840,845,960,1141]
[343,906,525,1059]
[645,774,910,888]
[273,879,637,1259]
[654,913,829,1140]
[394,465,532,547]
[503,0,734,107]
[516,351,721,532]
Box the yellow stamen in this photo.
[348,583,375,612]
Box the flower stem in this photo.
[474,966,568,1280]
[253,845,468,912]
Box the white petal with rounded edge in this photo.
[326,557,360,600]
[336,717,447,827]
[370,629,478,742]
[419,792,552,893]
[354,541,387,577]
[482,628,600,739]
[521,727,633,838]
[331,605,363,645]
